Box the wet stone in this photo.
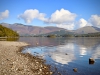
[73,68,77,72]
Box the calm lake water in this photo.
[18,37,100,75]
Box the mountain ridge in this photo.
[0,23,66,36]
[74,26,100,34]
[0,23,100,36]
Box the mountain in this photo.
[1,23,100,36]
[0,25,19,37]
[92,26,100,31]
[74,26,100,34]
[41,30,75,36]
[44,26,65,32]
[0,23,66,36]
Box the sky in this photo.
[0,0,100,30]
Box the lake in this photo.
[18,37,100,75]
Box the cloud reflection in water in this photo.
[92,46,100,59]
[48,43,75,65]
[79,46,87,55]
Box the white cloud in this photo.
[18,9,77,30]
[18,9,46,23]
[89,15,100,27]
[78,18,87,28]
[45,8,76,24]
[76,18,92,29]
[44,8,76,30]
[76,15,100,29]
[55,14,100,30]
[0,10,9,20]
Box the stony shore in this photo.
[0,41,52,75]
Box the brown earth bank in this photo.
[0,41,52,75]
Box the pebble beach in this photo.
[0,41,52,75]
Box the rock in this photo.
[65,53,68,55]
[58,72,61,75]
[50,72,53,74]
[46,72,49,74]
[44,66,47,69]
[89,61,95,64]
[89,58,95,64]
[2,62,4,65]
[39,69,42,72]
[6,59,9,61]
[0,41,52,75]
[41,64,43,67]
[89,58,95,62]
[73,68,77,72]
[17,67,24,71]
[36,62,39,64]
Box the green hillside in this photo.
[38,30,75,37]
[0,25,19,37]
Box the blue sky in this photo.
[0,0,100,30]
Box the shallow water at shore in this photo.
[19,37,100,75]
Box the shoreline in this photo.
[0,41,52,75]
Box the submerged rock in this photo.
[73,68,77,72]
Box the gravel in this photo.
[0,41,52,75]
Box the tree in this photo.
[0,25,19,37]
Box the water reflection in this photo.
[79,46,87,55]
[49,43,75,64]
[19,37,67,47]
[20,37,100,75]
[92,45,100,59]
[0,37,19,41]
[49,51,75,65]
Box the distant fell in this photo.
[0,23,66,36]
[1,23,100,36]
[74,26,100,34]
